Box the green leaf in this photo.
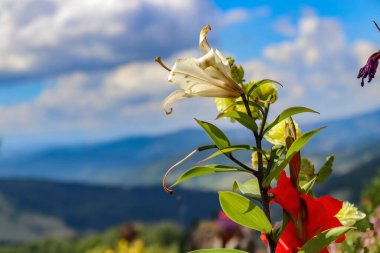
[232,178,261,200]
[263,127,325,187]
[189,249,248,253]
[171,165,246,187]
[265,146,286,178]
[300,176,317,194]
[286,127,325,157]
[354,218,373,232]
[216,111,258,131]
[316,156,334,183]
[219,191,272,233]
[246,79,283,97]
[298,226,352,253]
[200,145,258,162]
[298,158,316,188]
[264,107,319,135]
[195,119,230,149]
[197,145,217,151]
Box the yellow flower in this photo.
[160,25,244,114]
[264,118,301,146]
[335,201,366,226]
[251,151,267,169]
[117,239,128,253]
[248,82,278,104]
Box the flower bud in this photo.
[264,118,301,146]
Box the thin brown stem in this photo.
[228,154,258,177]
[242,93,276,252]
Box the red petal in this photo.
[301,194,343,239]
[269,172,300,217]
[317,196,343,217]
[276,221,302,253]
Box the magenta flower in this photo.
[357,21,380,87]
[357,51,380,87]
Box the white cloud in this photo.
[0,49,221,140]
[0,0,246,81]
[273,16,297,37]
[244,14,380,121]
[1,12,380,149]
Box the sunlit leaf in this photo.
[216,111,258,131]
[171,165,246,187]
[195,119,230,149]
[264,107,319,135]
[298,226,352,253]
[232,178,261,200]
[300,176,317,194]
[263,127,325,187]
[219,191,272,233]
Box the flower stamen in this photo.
[162,149,198,194]
[155,56,171,72]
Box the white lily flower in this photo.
[160,25,244,114]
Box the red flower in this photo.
[266,172,344,252]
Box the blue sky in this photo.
[0,0,379,152]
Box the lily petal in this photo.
[162,90,189,114]
[215,49,231,76]
[199,25,212,54]
[169,57,242,97]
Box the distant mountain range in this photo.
[0,109,380,198]
[0,179,219,242]
[0,109,379,242]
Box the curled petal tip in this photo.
[201,25,212,37]
[164,187,174,195]
[165,108,173,115]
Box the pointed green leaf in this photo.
[263,127,325,187]
[197,145,217,151]
[216,111,258,131]
[171,165,246,187]
[189,249,248,253]
[316,156,334,183]
[233,178,260,196]
[219,191,272,233]
[232,179,261,201]
[195,119,230,149]
[298,226,353,253]
[264,107,319,135]
[286,127,325,157]
[300,176,317,194]
[200,145,258,162]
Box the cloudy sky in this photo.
[0,0,379,151]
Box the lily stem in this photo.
[242,94,276,253]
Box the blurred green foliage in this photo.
[361,169,380,214]
[0,222,182,253]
